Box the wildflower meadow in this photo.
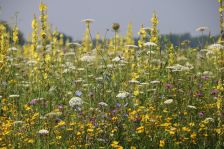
[0,1,224,149]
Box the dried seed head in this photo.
[112,23,120,32]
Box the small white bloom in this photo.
[116,91,130,99]
[187,105,197,109]
[125,45,139,49]
[9,94,20,98]
[204,117,214,123]
[68,42,81,48]
[112,56,124,62]
[196,26,209,32]
[81,19,95,23]
[64,52,76,56]
[146,50,155,55]
[69,97,83,108]
[129,80,140,84]
[80,55,95,62]
[208,43,224,50]
[144,42,157,47]
[98,102,108,107]
[164,99,173,104]
[38,129,49,135]
[9,47,18,51]
[13,121,24,126]
[150,80,160,84]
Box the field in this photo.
[0,1,224,149]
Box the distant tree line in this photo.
[1,20,219,48]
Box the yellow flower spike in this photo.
[136,126,144,133]
[159,140,165,148]
[39,2,48,12]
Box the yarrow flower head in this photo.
[98,102,108,107]
[164,99,173,104]
[81,19,95,24]
[196,26,209,32]
[144,42,157,47]
[116,91,130,99]
[38,129,49,135]
[69,97,83,108]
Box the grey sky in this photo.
[0,0,220,40]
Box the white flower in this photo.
[81,19,95,23]
[177,56,188,61]
[166,64,193,72]
[13,121,24,126]
[187,105,197,109]
[164,99,173,104]
[69,97,83,108]
[150,80,160,84]
[9,94,20,98]
[144,42,157,47]
[112,56,124,62]
[116,91,130,99]
[95,77,103,82]
[9,47,18,51]
[196,26,209,32]
[98,102,108,107]
[208,43,224,50]
[140,82,149,85]
[64,52,76,56]
[125,45,139,49]
[80,55,95,62]
[129,80,140,84]
[204,117,214,123]
[146,50,155,55]
[68,42,81,48]
[38,129,49,135]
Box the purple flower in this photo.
[201,75,209,80]
[198,112,204,117]
[29,99,38,105]
[196,92,203,97]
[75,90,82,97]
[116,103,121,108]
[111,109,117,114]
[165,83,173,89]
[58,105,64,110]
[211,89,219,96]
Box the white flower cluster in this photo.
[69,97,83,108]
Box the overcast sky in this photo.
[0,0,220,40]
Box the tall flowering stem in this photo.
[82,19,94,53]
[31,14,38,51]
[218,0,224,82]
[138,24,146,49]
[150,12,159,46]
[218,0,224,42]
[12,25,19,47]
[0,24,9,70]
[39,1,48,52]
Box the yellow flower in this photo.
[190,132,197,139]
[133,90,140,96]
[182,127,191,132]
[39,2,47,12]
[28,139,34,143]
[136,126,144,133]
[159,140,165,148]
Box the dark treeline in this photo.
[159,33,219,48]
[1,20,219,48]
